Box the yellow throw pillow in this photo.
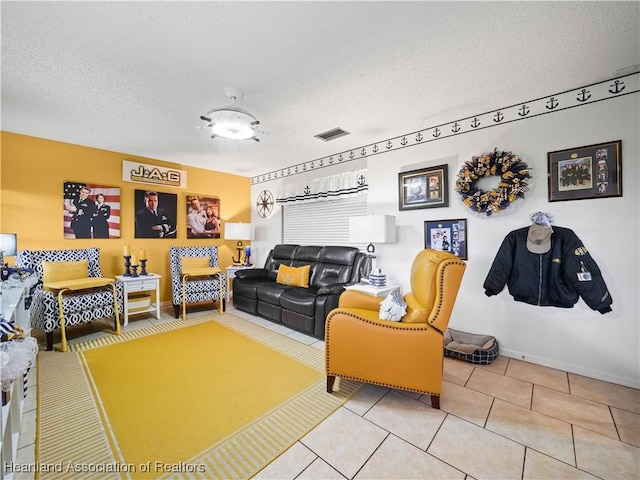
[42,260,89,284]
[181,256,210,271]
[276,264,310,288]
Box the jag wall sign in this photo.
[123,160,187,189]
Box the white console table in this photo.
[1,277,37,480]
[115,273,161,326]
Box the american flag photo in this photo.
[63,181,121,239]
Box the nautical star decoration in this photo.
[455,148,532,216]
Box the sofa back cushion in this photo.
[265,244,299,280]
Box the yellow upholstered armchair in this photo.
[325,249,466,409]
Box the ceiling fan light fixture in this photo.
[201,87,261,141]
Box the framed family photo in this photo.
[547,140,622,202]
[398,164,448,210]
[424,218,468,260]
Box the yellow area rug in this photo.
[36,314,360,479]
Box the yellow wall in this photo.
[0,131,251,303]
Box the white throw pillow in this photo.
[379,287,407,322]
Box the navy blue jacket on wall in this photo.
[483,226,613,314]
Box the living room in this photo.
[1,2,639,479]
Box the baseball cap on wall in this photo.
[527,224,553,254]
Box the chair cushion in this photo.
[181,256,210,271]
[42,260,88,284]
[276,264,310,288]
[401,293,429,323]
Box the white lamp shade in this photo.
[224,223,252,240]
[348,215,396,243]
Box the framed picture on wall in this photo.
[424,218,468,260]
[185,194,221,238]
[398,164,449,210]
[63,181,120,239]
[547,140,622,202]
[134,189,177,238]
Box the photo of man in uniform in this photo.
[64,185,96,238]
[135,190,177,238]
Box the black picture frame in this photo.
[424,218,468,260]
[398,164,449,210]
[547,140,622,202]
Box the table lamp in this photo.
[348,215,396,286]
[0,233,18,283]
[224,223,253,265]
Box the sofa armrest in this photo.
[317,283,349,295]
[337,290,385,311]
[234,268,269,280]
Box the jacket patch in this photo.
[552,258,561,263]
[574,246,588,256]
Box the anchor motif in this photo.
[373,145,379,153]
[577,88,591,102]
[518,105,530,116]
[267,174,271,180]
[494,111,504,122]
[329,156,334,164]
[295,166,299,173]
[338,154,343,161]
[609,80,625,94]
[357,174,366,186]
[401,136,408,146]
[288,168,291,174]
[302,164,307,171]
[386,141,393,149]
[470,117,480,128]
[304,186,311,196]
[349,151,355,159]
[452,122,461,133]
[546,97,558,109]
[310,161,315,168]
[433,127,441,137]
[361,147,367,156]
[416,132,424,142]
[319,159,324,167]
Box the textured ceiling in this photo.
[2,1,639,179]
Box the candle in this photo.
[139,249,147,260]
[123,245,131,257]
[130,254,139,266]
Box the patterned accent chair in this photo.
[169,246,226,318]
[17,248,123,351]
[324,249,466,409]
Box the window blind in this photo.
[283,195,367,246]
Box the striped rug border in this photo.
[38,313,361,479]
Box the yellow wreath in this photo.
[455,148,532,216]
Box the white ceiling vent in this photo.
[314,127,350,142]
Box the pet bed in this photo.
[444,328,499,365]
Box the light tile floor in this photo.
[12,304,640,479]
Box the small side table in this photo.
[225,265,253,302]
[115,273,161,326]
[344,283,399,297]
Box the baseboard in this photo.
[500,348,640,390]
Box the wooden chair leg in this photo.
[430,395,440,409]
[327,375,336,393]
[46,332,54,351]
[173,304,181,319]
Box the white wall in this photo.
[252,93,639,389]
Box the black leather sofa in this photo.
[233,244,372,339]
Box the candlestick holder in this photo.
[130,264,139,277]
[140,259,148,276]
[123,255,132,276]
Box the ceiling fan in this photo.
[199,87,261,142]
